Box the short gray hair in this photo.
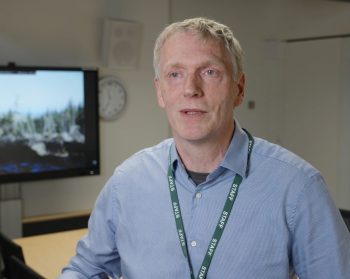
[153,17,244,80]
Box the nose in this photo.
[184,73,203,98]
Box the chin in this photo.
[171,123,213,142]
[176,131,211,143]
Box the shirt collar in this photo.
[169,121,250,178]
[169,142,180,172]
[220,121,249,178]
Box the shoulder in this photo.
[251,137,320,180]
[249,137,335,234]
[118,138,173,170]
[108,138,173,183]
[100,138,173,197]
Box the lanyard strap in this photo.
[167,130,254,279]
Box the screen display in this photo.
[0,66,100,183]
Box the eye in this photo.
[169,72,179,78]
[202,68,220,78]
[166,70,183,80]
[206,69,216,75]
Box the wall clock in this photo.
[98,76,127,121]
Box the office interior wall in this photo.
[338,38,350,209]
[280,38,342,205]
[0,0,170,218]
[170,0,350,209]
[0,184,22,236]
[170,0,350,137]
[0,0,350,218]
[267,1,350,209]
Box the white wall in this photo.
[170,0,350,140]
[168,0,350,208]
[1,0,350,217]
[0,0,170,217]
[281,39,342,205]
[266,0,350,209]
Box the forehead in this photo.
[159,31,231,68]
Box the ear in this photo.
[233,73,245,107]
[154,78,165,108]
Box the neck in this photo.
[174,126,234,173]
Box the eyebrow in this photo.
[163,58,226,72]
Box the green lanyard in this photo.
[167,129,254,279]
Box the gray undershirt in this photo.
[187,170,209,185]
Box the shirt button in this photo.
[191,240,197,247]
[195,192,202,199]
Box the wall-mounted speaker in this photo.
[102,20,142,69]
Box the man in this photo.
[60,17,350,279]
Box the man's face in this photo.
[154,31,245,145]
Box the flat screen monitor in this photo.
[0,65,100,183]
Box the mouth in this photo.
[180,109,207,116]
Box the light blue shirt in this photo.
[60,122,350,279]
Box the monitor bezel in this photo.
[0,64,100,184]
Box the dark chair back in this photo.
[0,232,25,278]
[340,209,350,232]
[8,255,45,279]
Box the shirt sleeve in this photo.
[291,173,350,279]
[59,174,121,279]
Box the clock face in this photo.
[99,77,127,121]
